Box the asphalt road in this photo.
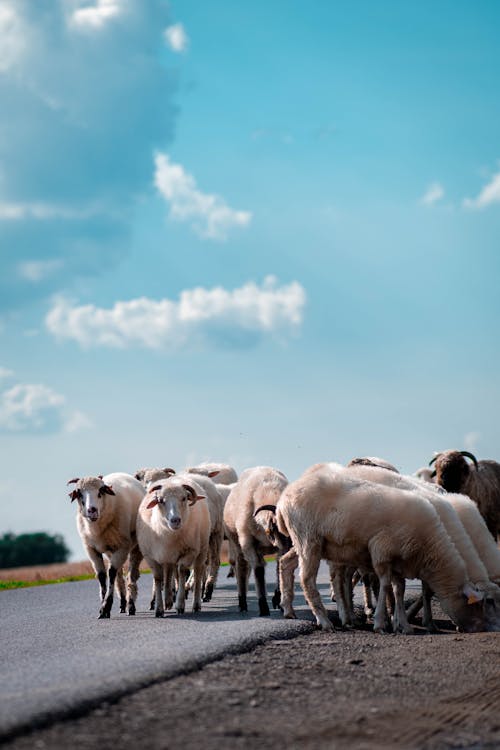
[0,561,329,740]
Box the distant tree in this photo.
[0,532,70,568]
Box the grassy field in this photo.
[0,542,233,589]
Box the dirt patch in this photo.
[4,611,500,750]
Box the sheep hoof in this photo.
[271,590,281,609]
[227,567,235,578]
[259,599,270,617]
[284,610,297,620]
[149,599,155,611]
[128,602,136,616]
[203,583,214,602]
[192,603,202,613]
[319,620,335,632]
[98,611,110,619]
[238,595,248,612]
[120,597,127,613]
[176,607,185,615]
[155,610,165,618]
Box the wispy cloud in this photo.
[463,169,500,210]
[0,366,14,381]
[45,277,306,350]
[420,182,444,206]
[69,0,125,30]
[154,153,252,240]
[18,259,64,283]
[0,0,176,311]
[463,431,481,450]
[0,381,90,434]
[164,22,189,52]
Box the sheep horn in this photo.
[182,484,205,504]
[148,484,163,493]
[428,454,440,467]
[460,451,479,469]
[67,477,80,485]
[254,504,277,517]
[163,467,176,475]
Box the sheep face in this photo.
[440,584,486,633]
[69,477,115,523]
[146,482,205,531]
[434,452,471,494]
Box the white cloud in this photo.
[18,259,64,282]
[0,2,28,72]
[154,153,252,240]
[45,277,306,349]
[463,169,500,210]
[0,380,91,434]
[69,0,125,30]
[0,201,102,221]
[0,366,14,380]
[164,23,188,52]
[464,431,481,450]
[420,182,444,206]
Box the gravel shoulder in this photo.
[4,604,500,750]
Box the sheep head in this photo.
[429,450,478,493]
[67,476,115,520]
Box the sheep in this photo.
[446,493,500,585]
[135,467,176,489]
[276,463,487,633]
[414,467,436,483]
[342,462,500,632]
[429,450,500,539]
[347,456,399,473]
[136,475,211,616]
[223,466,289,616]
[184,462,238,486]
[211,481,238,578]
[68,473,145,619]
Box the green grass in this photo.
[0,574,94,590]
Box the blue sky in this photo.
[1,0,500,559]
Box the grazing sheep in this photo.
[343,463,500,632]
[184,462,238,486]
[136,476,210,616]
[446,494,500,585]
[68,473,145,619]
[224,466,289,616]
[430,450,500,539]
[347,456,399,473]
[276,463,487,633]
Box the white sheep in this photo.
[68,472,145,619]
[224,466,289,616]
[184,462,238,486]
[136,475,210,616]
[276,463,487,633]
[342,462,500,632]
[134,467,176,489]
[446,493,500,585]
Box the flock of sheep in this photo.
[67,449,500,635]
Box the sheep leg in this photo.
[150,561,164,618]
[362,575,375,617]
[99,549,128,619]
[406,594,423,622]
[114,567,127,613]
[328,560,336,602]
[175,566,188,614]
[422,581,439,633]
[203,529,222,603]
[392,575,414,634]
[372,568,391,634]
[300,545,334,631]
[126,544,142,616]
[85,545,107,607]
[279,547,299,619]
[191,555,206,613]
[236,549,249,613]
[240,537,270,616]
[271,555,281,610]
[227,538,237,578]
[164,564,175,610]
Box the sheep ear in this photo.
[147,497,159,510]
[207,470,220,478]
[135,470,145,481]
[68,490,77,502]
[101,484,115,496]
[463,583,484,605]
[67,477,80,485]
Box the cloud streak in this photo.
[164,23,189,52]
[420,183,444,206]
[154,153,252,240]
[45,277,306,350]
[463,169,500,210]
